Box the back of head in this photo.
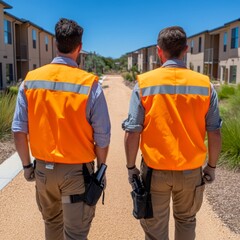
[157,26,187,59]
[55,18,83,54]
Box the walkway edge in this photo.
[0,152,22,191]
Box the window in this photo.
[32,29,37,49]
[45,36,48,51]
[198,37,202,52]
[33,64,37,69]
[197,66,201,72]
[231,27,239,49]
[223,32,227,52]
[6,64,13,84]
[4,19,12,44]
[189,62,194,70]
[191,40,194,54]
[229,65,237,83]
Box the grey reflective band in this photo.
[25,80,90,95]
[141,85,209,97]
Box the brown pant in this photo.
[140,161,205,240]
[34,160,95,240]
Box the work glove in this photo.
[127,166,140,189]
[203,164,216,184]
[23,165,35,182]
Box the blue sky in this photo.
[6,0,240,58]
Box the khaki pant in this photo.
[35,160,95,240]
[140,161,205,240]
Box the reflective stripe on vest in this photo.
[141,85,209,97]
[25,80,90,95]
[137,67,211,170]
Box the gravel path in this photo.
[205,167,240,234]
[0,75,239,239]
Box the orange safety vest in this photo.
[24,63,98,164]
[137,67,211,170]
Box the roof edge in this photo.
[0,0,12,9]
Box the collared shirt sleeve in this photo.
[205,84,222,131]
[86,81,111,148]
[122,83,145,132]
[11,82,29,133]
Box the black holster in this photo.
[83,163,104,206]
[131,166,153,219]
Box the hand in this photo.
[24,166,35,182]
[203,164,216,184]
[127,167,140,189]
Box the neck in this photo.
[57,52,77,62]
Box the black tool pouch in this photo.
[131,190,148,219]
[83,163,106,206]
[131,166,153,219]
[84,178,103,206]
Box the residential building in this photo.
[127,51,138,70]
[0,0,12,89]
[186,31,209,74]
[77,49,89,70]
[216,19,240,84]
[147,45,159,71]
[0,1,89,90]
[127,45,160,73]
[187,18,240,84]
[129,18,240,84]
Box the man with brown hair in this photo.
[12,18,110,240]
[123,26,222,239]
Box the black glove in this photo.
[203,164,216,184]
[23,163,35,182]
[127,166,140,189]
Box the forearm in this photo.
[95,145,109,167]
[124,131,140,168]
[13,132,31,166]
[207,129,222,167]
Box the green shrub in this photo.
[0,92,17,139]
[217,84,235,100]
[8,86,19,95]
[219,113,240,170]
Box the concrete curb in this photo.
[0,152,22,191]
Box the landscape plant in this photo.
[0,92,17,139]
[217,84,240,170]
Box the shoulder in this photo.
[138,67,162,79]
[185,69,210,82]
[73,68,98,81]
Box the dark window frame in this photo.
[4,19,12,44]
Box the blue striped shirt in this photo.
[12,56,111,148]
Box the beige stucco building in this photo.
[187,18,240,84]
[127,51,138,70]
[128,18,240,84]
[0,0,88,89]
[0,1,55,89]
[127,44,160,73]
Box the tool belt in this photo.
[131,165,153,219]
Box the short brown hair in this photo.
[55,18,83,54]
[157,26,187,58]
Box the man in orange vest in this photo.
[123,26,222,240]
[12,18,110,240]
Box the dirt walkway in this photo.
[0,75,239,240]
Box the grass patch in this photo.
[219,113,240,170]
[0,92,17,139]
[217,84,236,100]
[217,84,240,170]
